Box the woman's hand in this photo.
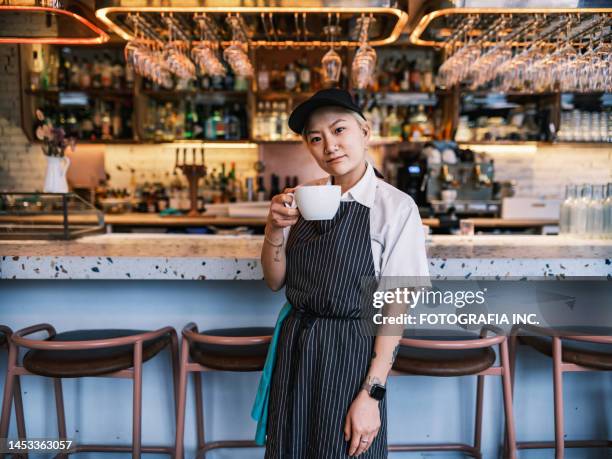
[266,187,300,240]
[344,390,381,457]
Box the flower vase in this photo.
[43,155,71,193]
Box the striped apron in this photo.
[265,201,387,459]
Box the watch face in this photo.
[371,384,386,401]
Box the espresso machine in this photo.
[396,143,500,218]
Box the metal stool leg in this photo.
[0,344,18,459]
[473,374,484,459]
[169,333,180,420]
[500,340,517,459]
[194,372,205,452]
[132,341,143,459]
[174,338,190,459]
[13,377,26,441]
[52,378,68,459]
[552,337,564,459]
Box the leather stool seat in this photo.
[23,329,171,378]
[519,335,612,371]
[393,334,496,377]
[190,327,273,372]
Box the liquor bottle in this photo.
[409,60,421,92]
[92,54,102,89]
[269,174,280,200]
[258,63,270,91]
[101,103,112,140]
[278,101,288,139]
[285,63,297,91]
[234,102,247,139]
[299,55,311,92]
[227,162,237,202]
[81,107,94,140]
[184,99,195,140]
[385,106,402,139]
[112,104,122,138]
[224,106,240,140]
[69,56,81,90]
[101,53,113,88]
[256,175,266,201]
[205,106,217,140]
[79,58,91,89]
[93,99,102,139]
[112,56,125,90]
[219,162,228,203]
[59,53,71,90]
[370,102,382,138]
[270,102,279,140]
[213,108,225,139]
[47,52,59,90]
[255,101,265,139]
[30,50,44,91]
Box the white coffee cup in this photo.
[289,185,341,220]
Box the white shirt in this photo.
[284,161,430,282]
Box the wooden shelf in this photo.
[26,88,134,97]
[142,89,248,99]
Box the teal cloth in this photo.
[251,302,292,446]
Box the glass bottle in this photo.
[604,183,612,239]
[559,184,576,235]
[257,63,270,91]
[571,184,591,236]
[285,63,297,91]
[586,184,604,239]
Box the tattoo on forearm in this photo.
[273,246,281,262]
[366,375,383,386]
[390,344,399,365]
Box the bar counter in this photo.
[1,235,611,459]
[1,234,610,279]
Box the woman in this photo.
[261,88,429,458]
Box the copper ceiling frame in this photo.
[410,7,612,48]
[95,5,408,47]
[0,5,110,44]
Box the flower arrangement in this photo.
[35,109,76,157]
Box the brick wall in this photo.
[0,45,46,192]
[468,144,612,199]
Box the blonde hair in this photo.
[301,107,369,141]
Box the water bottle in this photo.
[559,184,576,235]
[570,184,591,236]
[586,184,604,238]
[604,183,612,239]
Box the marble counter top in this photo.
[1,234,610,280]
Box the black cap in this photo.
[288,88,366,135]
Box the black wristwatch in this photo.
[362,380,386,401]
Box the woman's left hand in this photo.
[344,390,381,457]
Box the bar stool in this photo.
[510,325,612,457]
[0,323,179,458]
[389,329,517,459]
[0,326,26,450]
[174,323,273,459]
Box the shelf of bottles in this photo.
[251,47,441,143]
[28,46,135,142]
[455,92,611,144]
[100,162,302,215]
[557,93,612,143]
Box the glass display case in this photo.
[0,192,104,240]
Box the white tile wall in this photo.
[0,45,46,192]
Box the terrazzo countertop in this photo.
[1,234,610,280]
